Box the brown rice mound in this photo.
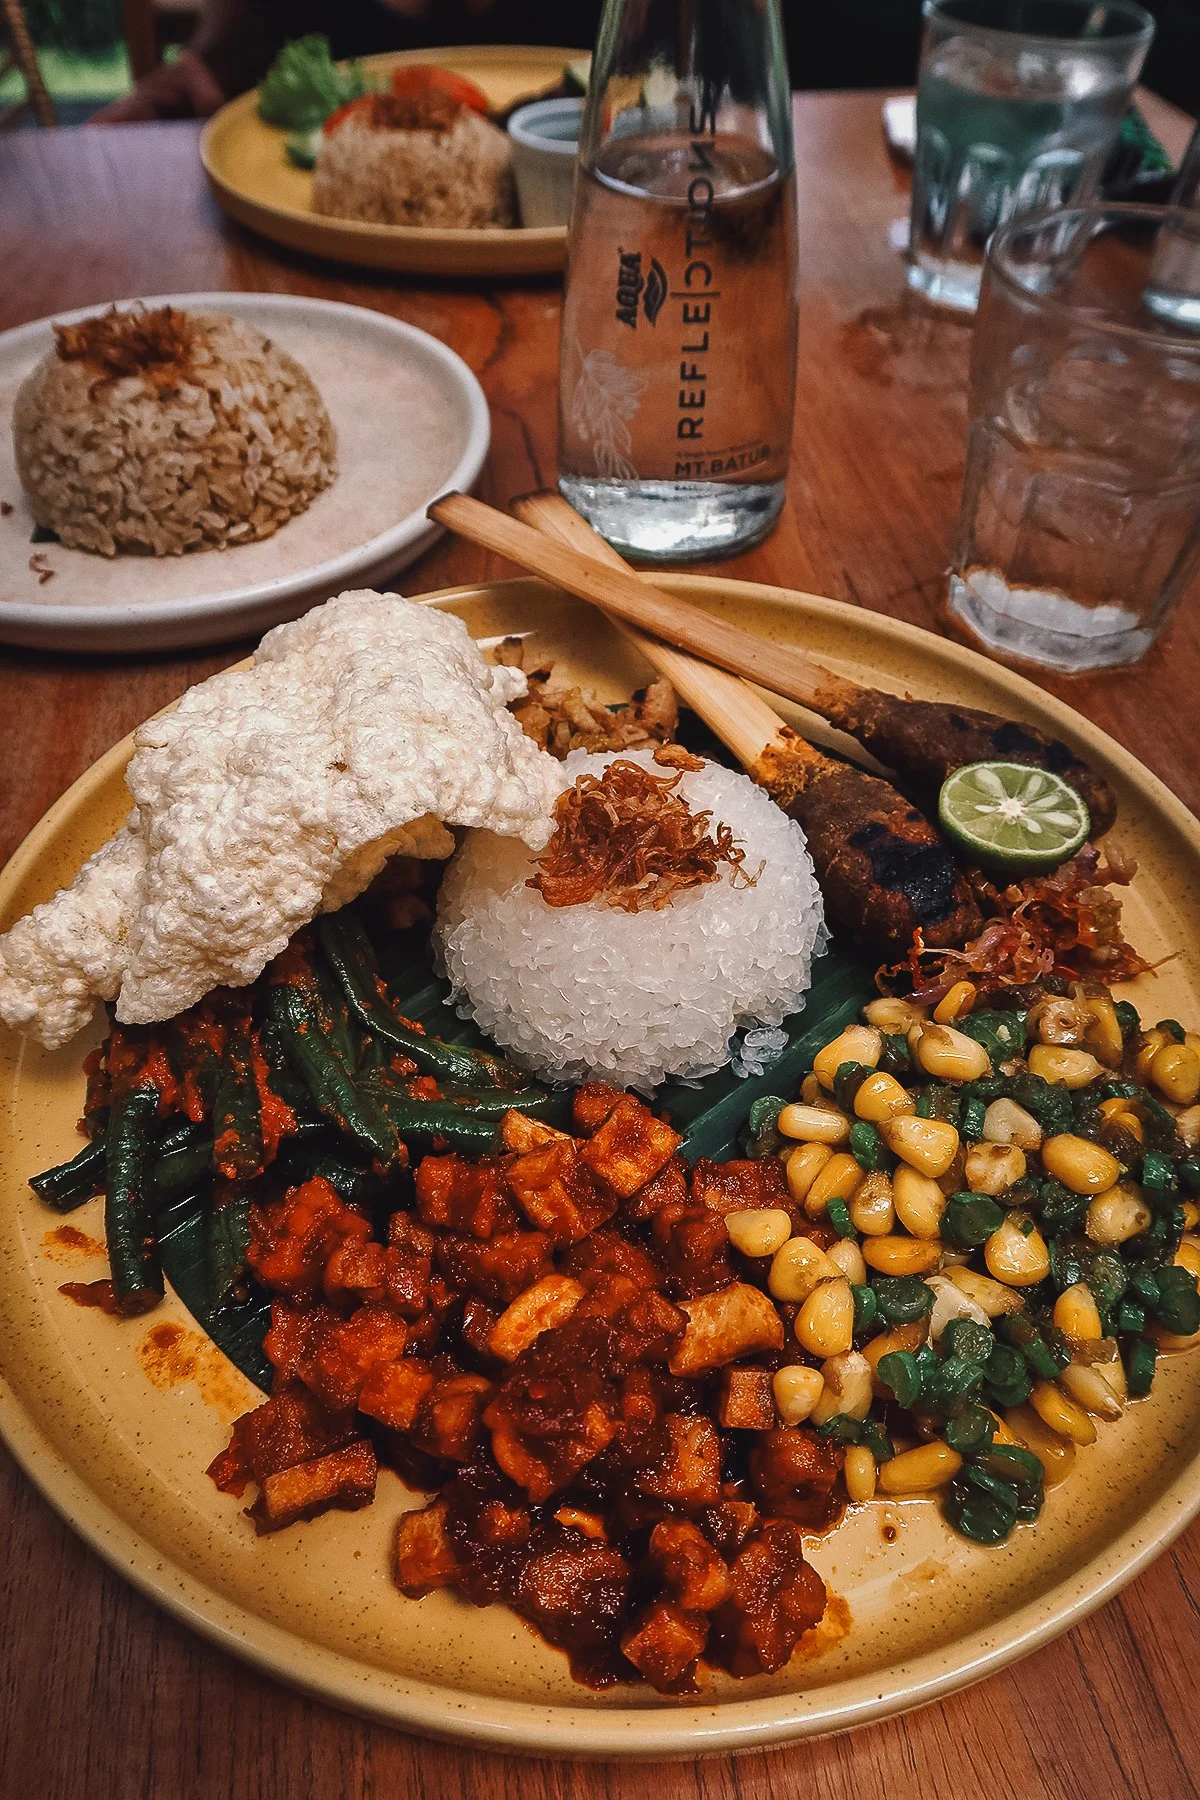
[312,107,515,228]
[12,308,337,557]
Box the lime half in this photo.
[938,761,1091,871]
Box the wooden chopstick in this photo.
[427,491,835,718]
[509,491,793,772]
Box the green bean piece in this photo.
[924,1355,985,1414]
[877,1349,922,1408]
[1113,1000,1140,1038]
[978,1441,1044,1499]
[983,1342,1032,1408]
[211,1024,265,1180]
[944,1402,996,1456]
[207,1186,252,1306]
[872,1276,935,1325]
[317,911,522,1091]
[431,1084,555,1120]
[848,1120,885,1173]
[940,1191,1004,1250]
[915,1089,934,1119]
[942,1318,995,1364]
[104,1081,164,1312]
[745,1094,787,1160]
[859,1418,895,1463]
[1124,1335,1157,1396]
[1021,1336,1067,1381]
[959,1096,987,1141]
[1153,1265,1200,1336]
[1008,1074,1073,1138]
[1157,1019,1186,1043]
[833,1061,869,1112]
[1039,1179,1089,1234]
[826,1196,858,1240]
[1118,1299,1147,1335]
[946,1471,1017,1546]
[1180,1157,1200,1194]
[1128,1267,1161,1308]
[815,1414,863,1446]
[850,1282,877,1336]
[879,1033,911,1076]
[960,1010,1027,1063]
[267,980,401,1165]
[368,1083,502,1154]
[29,1135,107,1212]
[152,1135,214,1203]
[1141,1149,1176,1196]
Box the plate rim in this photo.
[199,44,574,270]
[2,571,1200,1756]
[0,292,491,641]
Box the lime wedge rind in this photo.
[938,760,1091,872]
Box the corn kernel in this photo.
[881,1114,960,1178]
[1098,1097,1144,1143]
[1133,1028,1170,1084]
[1150,1042,1200,1106]
[864,996,928,1033]
[944,1265,1023,1317]
[1053,1282,1103,1341]
[1005,1404,1077,1485]
[1041,1134,1121,1196]
[981,1098,1043,1150]
[768,1234,839,1302]
[933,980,976,1024]
[825,1237,867,1285]
[813,1025,883,1091]
[984,1215,1051,1287]
[725,1208,793,1259]
[849,1170,895,1237]
[805,1152,862,1219]
[799,1073,824,1105]
[777,1102,851,1145]
[863,1320,926,1385]
[1028,1045,1106,1090]
[1027,995,1086,1046]
[1059,1361,1123,1420]
[1030,1379,1097,1445]
[891,1165,946,1239]
[811,1349,873,1425]
[1184,1200,1200,1231]
[1080,992,1124,1066]
[1177,1108,1200,1152]
[1086,1183,1151,1246]
[843,1444,877,1502]
[913,1023,991,1083]
[1175,1236,1200,1280]
[786,1141,833,1206]
[794,1278,856,1357]
[853,1070,915,1124]
[964,1142,1027,1196]
[862,1234,941,1277]
[773,1364,825,1424]
[878,1441,962,1494]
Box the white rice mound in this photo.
[12,311,336,557]
[312,110,515,228]
[435,749,826,1093]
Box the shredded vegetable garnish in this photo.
[883,845,1151,1000]
[54,306,196,392]
[529,757,756,914]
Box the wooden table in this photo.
[1,90,1197,1800]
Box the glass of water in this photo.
[1145,124,1200,328]
[949,203,1200,672]
[908,0,1153,313]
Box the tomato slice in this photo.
[390,65,492,114]
[323,96,372,135]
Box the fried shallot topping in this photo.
[330,89,463,133]
[529,757,755,913]
[883,844,1151,1000]
[54,305,196,392]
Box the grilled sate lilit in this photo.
[758,733,982,961]
[806,675,1117,838]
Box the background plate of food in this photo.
[0,292,489,653]
[201,45,580,277]
[1,572,1199,1755]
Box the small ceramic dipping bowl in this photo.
[507,97,583,228]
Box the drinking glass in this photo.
[907,0,1154,314]
[1145,123,1200,328]
[949,203,1200,672]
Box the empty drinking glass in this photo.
[949,203,1200,672]
[908,0,1153,314]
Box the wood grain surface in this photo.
[0,90,1197,1800]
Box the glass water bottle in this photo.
[557,0,798,561]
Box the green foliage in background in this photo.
[23,0,120,53]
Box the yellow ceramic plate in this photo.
[3,576,1200,1757]
[201,46,574,277]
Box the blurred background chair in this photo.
[1,0,56,125]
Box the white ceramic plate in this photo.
[0,293,490,653]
